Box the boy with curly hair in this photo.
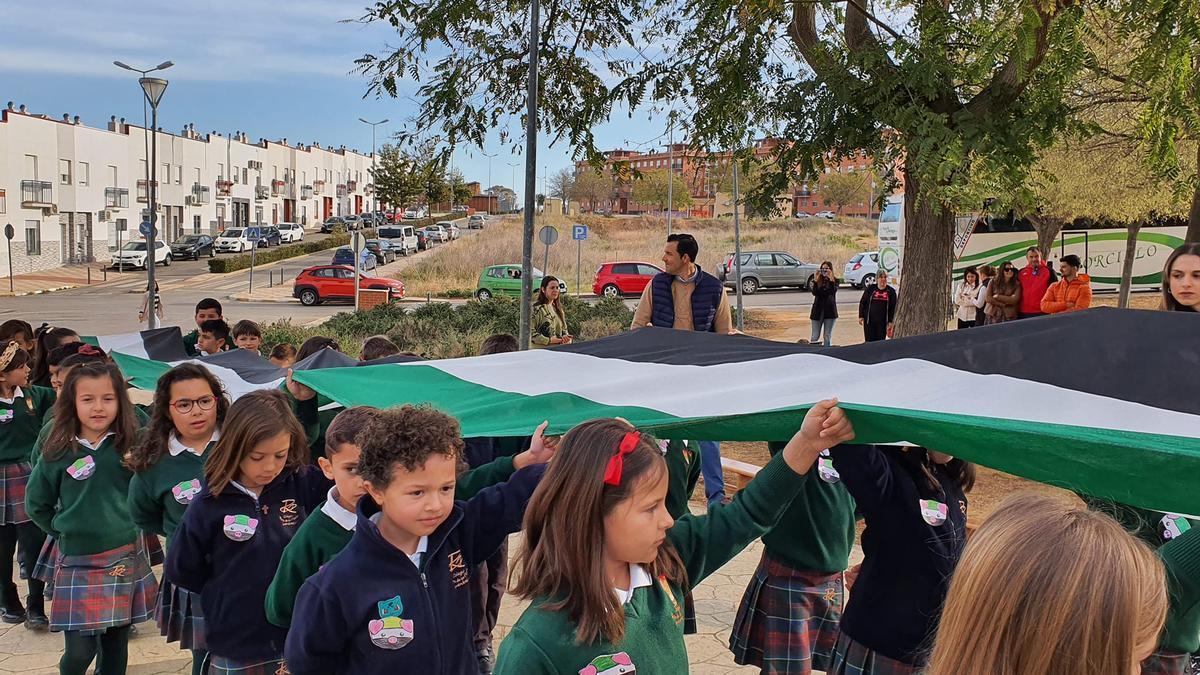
[282,406,554,674]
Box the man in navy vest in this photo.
[631,233,733,505]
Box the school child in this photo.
[269,343,297,369]
[729,441,858,674]
[0,341,54,629]
[165,389,330,674]
[231,320,263,353]
[359,335,400,361]
[1152,526,1200,675]
[659,438,701,634]
[126,364,229,675]
[282,404,554,675]
[0,320,35,353]
[196,320,230,356]
[30,325,80,388]
[25,361,159,675]
[493,400,856,674]
[184,299,223,357]
[823,444,975,674]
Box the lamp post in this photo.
[481,152,497,214]
[508,161,520,213]
[358,118,388,312]
[519,0,541,349]
[115,60,172,330]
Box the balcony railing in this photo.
[216,180,233,198]
[271,179,286,196]
[21,180,53,207]
[312,180,325,195]
[301,184,314,200]
[280,183,296,199]
[191,185,212,205]
[136,179,158,203]
[105,187,130,209]
[255,185,270,200]
[347,180,357,193]
[336,184,347,198]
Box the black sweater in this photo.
[828,444,967,665]
[810,278,839,321]
[858,285,897,327]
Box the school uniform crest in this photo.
[0,409,13,424]
[172,479,201,504]
[222,514,258,541]
[1161,513,1192,540]
[368,595,413,649]
[578,652,636,675]
[447,549,469,588]
[918,499,948,526]
[658,575,683,625]
[66,455,97,481]
[278,499,299,527]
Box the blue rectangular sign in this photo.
[572,224,588,240]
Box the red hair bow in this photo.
[78,344,102,357]
[604,431,642,486]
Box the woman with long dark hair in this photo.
[984,264,1021,325]
[1161,242,1200,312]
[530,276,572,349]
[809,261,839,346]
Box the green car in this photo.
[476,264,566,300]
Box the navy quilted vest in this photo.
[650,267,723,332]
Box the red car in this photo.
[293,265,405,306]
[592,261,663,298]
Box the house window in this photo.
[242,168,248,184]
[175,165,183,185]
[59,159,72,185]
[108,165,118,186]
[139,159,147,180]
[0,189,5,214]
[194,167,201,185]
[25,220,41,255]
[193,215,202,233]
[218,163,225,181]
[163,163,170,181]
[78,162,89,186]
[255,207,263,225]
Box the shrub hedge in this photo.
[206,220,452,272]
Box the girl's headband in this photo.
[603,431,642,486]
[0,341,22,371]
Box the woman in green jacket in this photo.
[531,276,572,349]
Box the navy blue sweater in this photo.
[829,444,968,665]
[284,464,546,675]
[165,465,331,661]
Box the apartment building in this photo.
[0,104,376,275]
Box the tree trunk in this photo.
[1189,146,1200,243]
[893,166,956,337]
[1029,214,1064,261]
[1117,221,1142,308]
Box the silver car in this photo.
[719,250,820,294]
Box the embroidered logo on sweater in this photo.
[1162,514,1192,540]
[0,409,13,424]
[919,499,948,526]
[66,455,97,481]
[278,499,299,527]
[368,595,413,650]
[579,652,636,675]
[172,479,201,504]
[222,514,258,541]
[658,576,683,626]
[817,449,840,484]
[447,549,469,588]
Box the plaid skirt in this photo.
[48,539,158,634]
[1142,650,1193,675]
[729,551,845,674]
[825,632,921,675]
[35,531,163,594]
[0,462,32,525]
[155,578,206,650]
[206,655,286,675]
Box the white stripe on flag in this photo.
[94,332,152,359]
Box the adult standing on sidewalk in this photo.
[954,267,980,329]
[809,261,839,346]
[1040,254,1092,314]
[530,276,572,349]
[631,233,733,506]
[858,271,897,342]
[1017,247,1057,319]
[972,265,995,326]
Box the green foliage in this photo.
[573,170,613,210]
[818,171,875,214]
[206,231,375,273]
[631,170,694,211]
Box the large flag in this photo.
[289,308,1200,516]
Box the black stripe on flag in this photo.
[140,327,191,362]
[199,349,285,384]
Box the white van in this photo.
[376,225,419,256]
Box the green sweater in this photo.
[530,303,568,348]
[263,454,520,628]
[26,436,139,555]
[494,454,807,674]
[664,439,701,520]
[0,386,55,464]
[761,442,857,573]
[1158,520,1200,653]
[127,443,213,548]
[183,329,200,357]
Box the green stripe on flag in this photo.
[108,351,172,391]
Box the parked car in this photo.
[376,225,419,255]
[331,245,377,271]
[359,213,385,229]
[320,217,347,233]
[452,205,469,214]
[113,239,171,268]
[404,206,429,219]
[814,211,837,219]
[467,214,486,229]
[719,250,820,295]
[416,229,432,250]
[170,234,215,260]
[365,239,397,265]
[277,222,304,243]
[592,261,663,298]
[256,227,282,247]
[343,215,363,230]
[476,264,563,300]
[214,227,258,253]
[423,225,450,243]
[292,265,405,306]
[844,251,880,288]
[435,222,460,240]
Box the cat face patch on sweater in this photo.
[173,479,202,504]
[369,595,413,649]
[222,514,258,541]
[919,499,948,527]
[579,652,636,675]
[66,455,97,481]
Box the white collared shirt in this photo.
[614,564,653,605]
[75,432,115,451]
[368,512,428,567]
[168,429,221,457]
[229,480,259,500]
[320,487,357,532]
[0,387,24,405]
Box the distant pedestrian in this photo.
[138,281,164,325]
[954,268,980,329]
[984,264,1021,324]
[1017,247,1057,319]
[1040,254,1091,315]
[809,261,839,346]
[972,265,995,326]
[858,271,897,342]
[1160,242,1200,312]
[531,276,572,349]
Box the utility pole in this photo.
[519,0,541,348]
[732,160,744,331]
[666,121,674,236]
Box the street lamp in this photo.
[507,161,521,212]
[481,152,497,214]
[357,118,388,312]
[114,60,172,330]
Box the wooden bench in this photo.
[721,457,762,494]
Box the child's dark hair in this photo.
[0,341,31,374]
[32,325,79,385]
[510,418,686,645]
[231,319,261,339]
[47,342,86,368]
[44,361,138,462]
[479,333,519,355]
[360,335,400,361]
[195,297,223,317]
[296,336,340,362]
[890,446,976,498]
[203,389,308,496]
[357,405,464,488]
[325,406,380,456]
[0,320,33,345]
[270,343,297,361]
[57,346,109,373]
[200,319,230,344]
[128,364,230,473]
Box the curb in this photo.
[0,283,80,297]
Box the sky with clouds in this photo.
[0,0,674,200]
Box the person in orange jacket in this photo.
[1040,254,1092,314]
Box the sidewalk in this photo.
[0,264,116,297]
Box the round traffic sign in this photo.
[3,224,13,241]
[538,225,559,246]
